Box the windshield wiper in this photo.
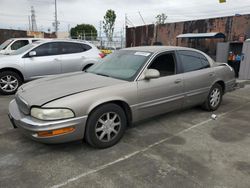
[95,73,110,77]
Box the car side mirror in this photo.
[144,69,160,80]
[29,51,36,57]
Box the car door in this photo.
[177,50,215,107]
[59,42,90,73]
[23,42,61,80]
[136,51,184,120]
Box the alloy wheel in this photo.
[95,112,121,142]
[209,88,221,108]
[0,75,19,93]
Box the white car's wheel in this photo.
[0,71,22,95]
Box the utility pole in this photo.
[30,6,37,31]
[54,0,59,37]
[28,16,31,31]
[125,14,127,47]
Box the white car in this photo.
[0,39,103,94]
[0,38,41,55]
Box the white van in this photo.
[0,38,41,55]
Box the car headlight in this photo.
[31,107,75,121]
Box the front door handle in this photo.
[54,58,60,61]
[174,79,182,84]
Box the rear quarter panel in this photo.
[211,64,236,93]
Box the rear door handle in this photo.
[174,79,182,84]
[54,58,60,61]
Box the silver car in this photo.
[0,39,102,94]
[8,46,236,148]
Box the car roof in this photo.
[121,45,215,64]
[9,38,44,40]
[122,46,199,53]
[38,39,93,45]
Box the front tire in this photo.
[0,71,22,95]
[202,83,223,111]
[85,103,127,148]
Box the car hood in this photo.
[17,72,127,106]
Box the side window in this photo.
[148,53,176,77]
[178,51,209,73]
[199,54,210,68]
[11,40,29,50]
[81,44,92,51]
[60,42,84,54]
[32,40,39,43]
[32,42,60,57]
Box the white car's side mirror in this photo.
[29,51,36,57]
[144,69,160,80]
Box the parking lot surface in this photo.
[0,85,250,188]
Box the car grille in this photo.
[15,95,30,115]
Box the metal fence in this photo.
[71,35,126,49]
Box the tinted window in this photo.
[11,40,29,50]
[178,51,210,72]
[33,42,60,57]
[81,44,92,51]
[149,53,176,77]
[61,42,84,54]
[200,54,210,68]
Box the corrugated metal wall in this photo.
[126,14,250,58]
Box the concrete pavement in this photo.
[0,86,250,188]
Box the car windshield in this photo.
[87,50,152,81]
[10,42,40,55]
[0,39,13,50]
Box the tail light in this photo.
[99,53,105,58]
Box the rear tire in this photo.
[85,103,127,148]
[202,83,223,111]
[0,71,22,95]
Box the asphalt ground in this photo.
[0,85,250,188]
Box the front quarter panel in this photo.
[0,56,25,77]
[43,82,138,121]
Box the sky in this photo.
[0,0,250,36]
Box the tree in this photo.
[155,13,167,25]
[103,9,116,42]
[70,24,97,40]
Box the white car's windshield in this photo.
[87,50,152,81]
[0,39,13,50]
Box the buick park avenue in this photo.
[8,46,236,148]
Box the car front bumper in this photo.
[8,100,88,144]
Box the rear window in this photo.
[178,50,210,73]
[60,42,85,54]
